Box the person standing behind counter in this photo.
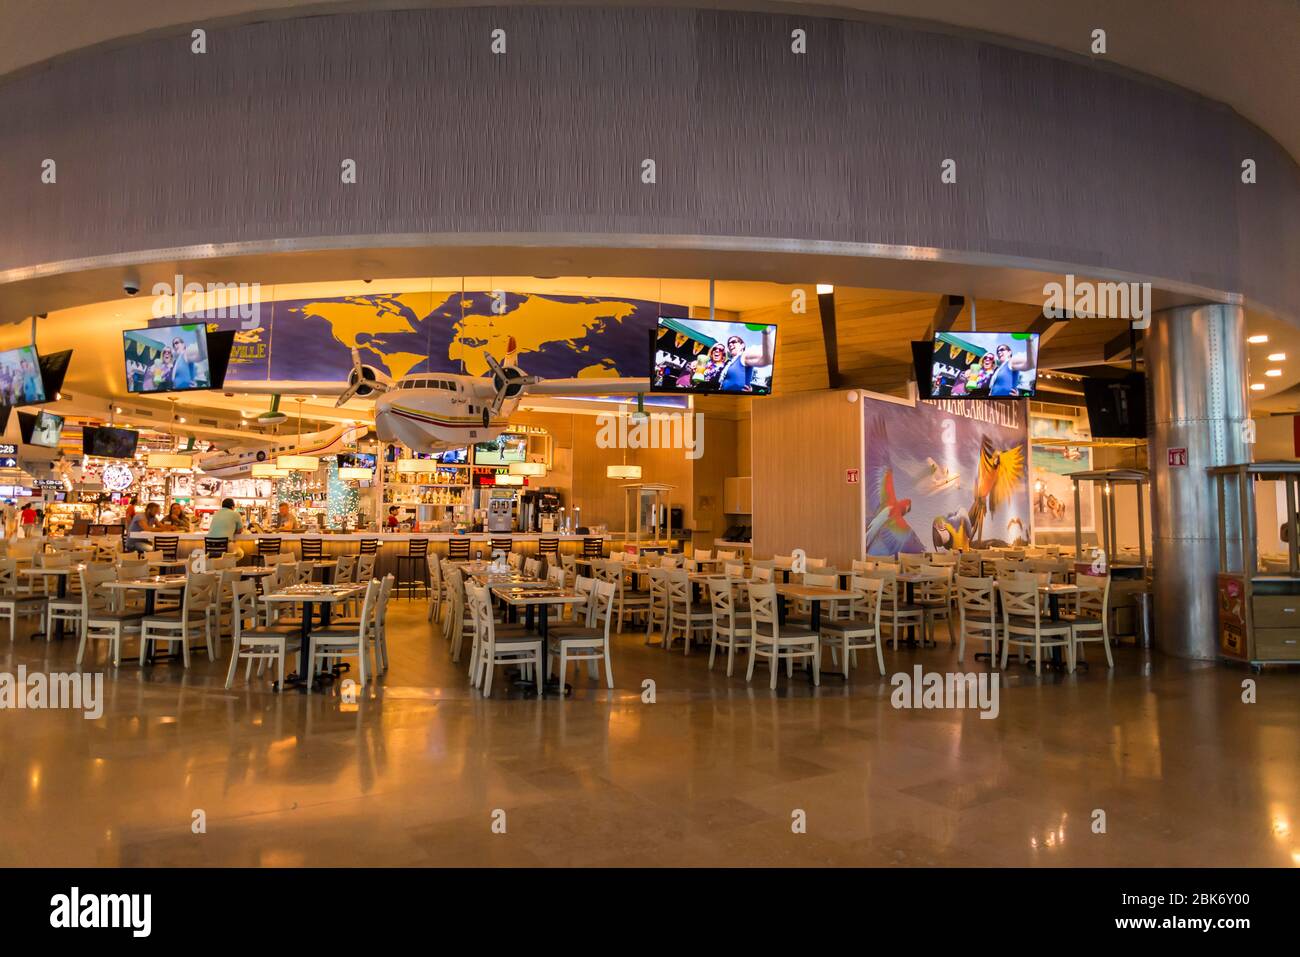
[275,502,300,531]
[207,498,244,540]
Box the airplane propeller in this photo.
[335,348,389,408]
[483,352,537,425]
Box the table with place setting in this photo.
[259,581,368,691]
[488,581,585,695]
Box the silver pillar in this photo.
[1148,304,1250,659]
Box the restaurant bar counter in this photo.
[137,532,609,576]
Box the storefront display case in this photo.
[1209,462,1300,668]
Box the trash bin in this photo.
[1132,590,1154,649]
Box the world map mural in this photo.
[164,291,684,383]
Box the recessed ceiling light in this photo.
[1248,334,1269,344]
[177,416,186,423]
[1264,369,1282,378]
[1268,353,1287,362]
[1251,383,1266,391]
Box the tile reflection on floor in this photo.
[0,601,1296,867]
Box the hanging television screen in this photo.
[1084,373,1148,438]
[123,322,213,394]
[929,331,1039,398]
[337,451,376,470]
[651,317,777,395]
[438,447,468,464]
[473,435,527,466]
[82,426,139,459]
[0,345,47,406]
[18,410,64,448]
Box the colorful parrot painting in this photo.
[864,416,925,555]
[932,510,973,551]
[968,435,1026,540]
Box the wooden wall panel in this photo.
[752,390,862,566]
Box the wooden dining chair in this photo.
[999,578,1073,675]
[467,582,543,697]
[1062,574,1113,667]
[818,574,886,676]
[955,575,998,664]
[548,579,616,689]
[747,582,819,688]
[707,577,752,676]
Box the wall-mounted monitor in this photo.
[651,317,777,395]
[123,322,213,394]
[438,447,468,465]
[1084,373,1148,438]
[82,425,140,459]
[473,435,527,466]
[0,345,47,406]
[929,331,1039,399]
[18,410,64,448]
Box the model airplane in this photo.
[195,422,369,478]
[230,347,651,452]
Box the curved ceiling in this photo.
[2,0,1297,161]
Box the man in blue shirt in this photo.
[718,327,775,393]
[126,502,163,552]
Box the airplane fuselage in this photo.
[374,373,515,451]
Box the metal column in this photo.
[1148,304,1250,659]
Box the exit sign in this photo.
[1168,447,1188,468]
[845,468,860,484]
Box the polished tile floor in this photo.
[1,598,1296,867]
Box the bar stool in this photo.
[538,537,559,574]
[583,537,604,559]
[153,535,180,561]
[300,538,324,562]
[448,537,471,561]
[358,538,380,556]
[396,538,430,600]
[204,537,229,558]
[255,538,281,566]
[490,537,512,556]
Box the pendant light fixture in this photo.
[277,398,320,472]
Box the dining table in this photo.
[490,583,584,695]
[987,581,1083,670]
[21,566,80,640]
[774,582,855,682]
[260,582,367,691]
[102,575,188,663]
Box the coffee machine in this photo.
[519,488,562,532]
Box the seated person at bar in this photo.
[275,502,300,531]
[207,498,244,540]
[126,502,164,552]
[385,506,401,530]
[161,502,191,531]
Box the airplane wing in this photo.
[217,381,347,396]
[521,377,651,396]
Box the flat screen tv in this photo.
[911,341,935,399]
[438,447,468,465]
[651,317,777,395]
[18,410,63,448]
[82,425,140,459]
[473,435,527,466]
[929,331,1039,398]
[37,349,73,401]
[337,451,376,470]
[1084,373,1148,438]
[0,345,47,406]
[123,322,213,394]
